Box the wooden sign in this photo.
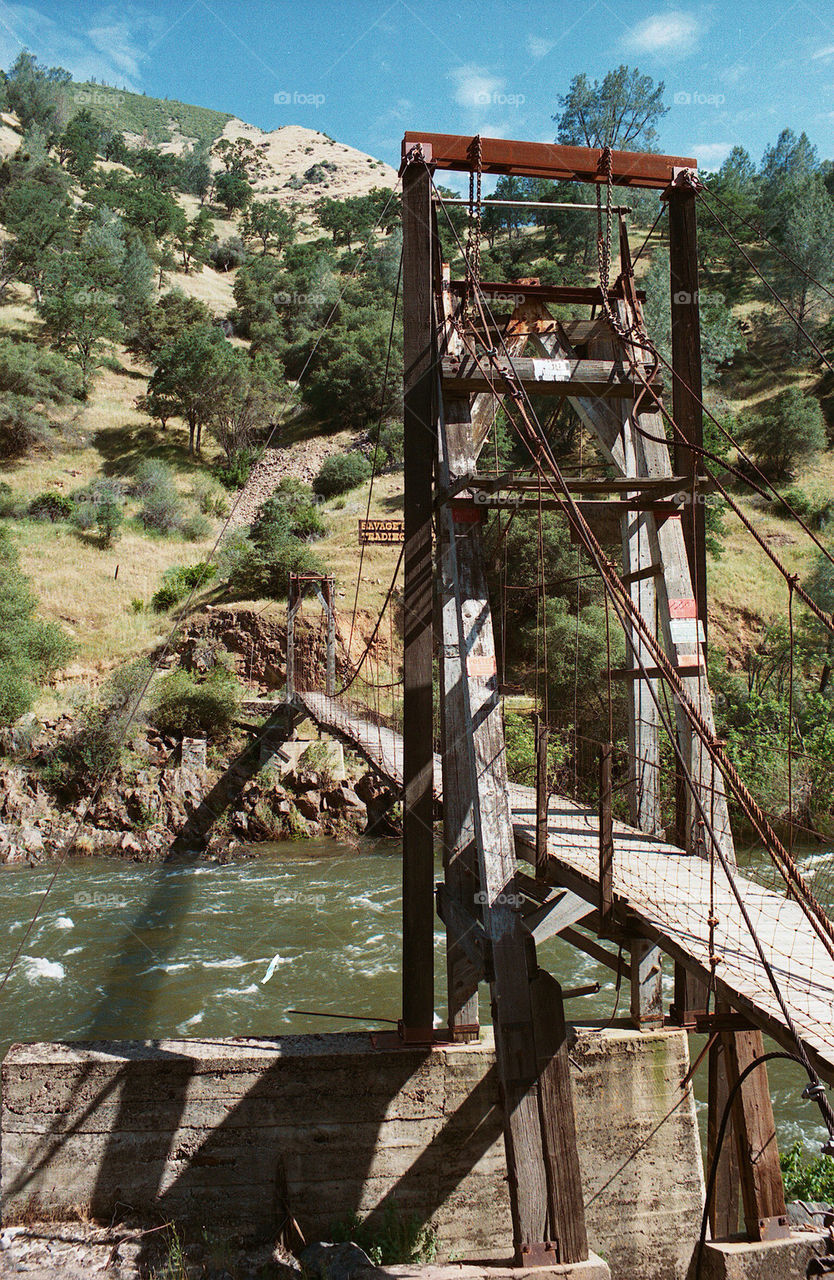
[358,519,404,545]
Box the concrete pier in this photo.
[2,1028,704,1280]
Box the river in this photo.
[1,838,831,1158]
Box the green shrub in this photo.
[214,448,258,490]
[0,483,23,519]
[780,1140,834,1201]
[373,421,404,473]
[192,479,229,517]
[179,512,212,541]
[140,484,182,534]
[28,490,74,521]
[0,527,75,725]
[774,486,834,531]
[313,451,371,498]
[129,458,174,498]
[503,710,565,787]
[210,236,247,271]
[330,1206,436,1267]
[260,478,326,539]
[151,562,217,612]
[59,659,152,792]
[70,478,125,545]
[152,667,240,738]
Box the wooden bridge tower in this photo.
[398,132,790,1263]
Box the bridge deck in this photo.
[296,692,834,1084]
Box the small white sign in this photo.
[531,358,571,381]
[670,619,705,645]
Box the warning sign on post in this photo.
[358,519,405,545]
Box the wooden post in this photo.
[598,744,614,929]
[723,1028,788,1241]
[629,937,663,1025]
[535,715,549,878]
[530,968,589,1263]
[286,575,299,702]
[324,575,336,698]
[400,153,436,1039]
[708,1010,740,1238]
[668,184,707,641]
[437,381,588,1263]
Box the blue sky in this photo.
[1,0,834,178]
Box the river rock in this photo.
[296,792,321,820]
[19,823,44,855]
[300,1242,374,1280]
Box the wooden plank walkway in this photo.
[296,691,834,1084]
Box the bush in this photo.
[780,1140,834,1200]
[260,478,326,539]
[28,490,74,521]
[0,527,75,727]
[59,659,151,791]
[774,485,834,531]
[179,512,212,541]
[151,562,217,612]
[0,483,23,518]
[214,448,258,490]
[313,451,371,498]
[210,236,247,271]
[741,388,827,479]
[192,478,229,517]
[70,478,125,545]
[372,421,404,473]
[130,458,175,499]
[152,667,240,738]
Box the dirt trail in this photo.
[229,432,353,527]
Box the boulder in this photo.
[299,1242,374,1280]
[296,792,321,821]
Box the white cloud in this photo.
[811,43,834,61]
[0,3,151,88]
[450,63,503,110]
[87,20,144,80]
[526,35,554,60]
[689,141,732,168]
[623,11,700,55]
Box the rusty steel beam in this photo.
[403,132,697,189]
[447,281,646,305]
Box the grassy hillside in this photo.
[69,81,232,147]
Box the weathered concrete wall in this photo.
[2,1028,704,1279]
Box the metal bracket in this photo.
[519,1241,559,1267]
[758,1214,790,1242]
[399,140,433,174]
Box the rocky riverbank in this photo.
[0,714,401,865]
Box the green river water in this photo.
[1,838,831,1156]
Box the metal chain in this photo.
[465,135,482,311]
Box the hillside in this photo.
[66,80,232,149]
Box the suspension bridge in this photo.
[280,132,834,1270]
